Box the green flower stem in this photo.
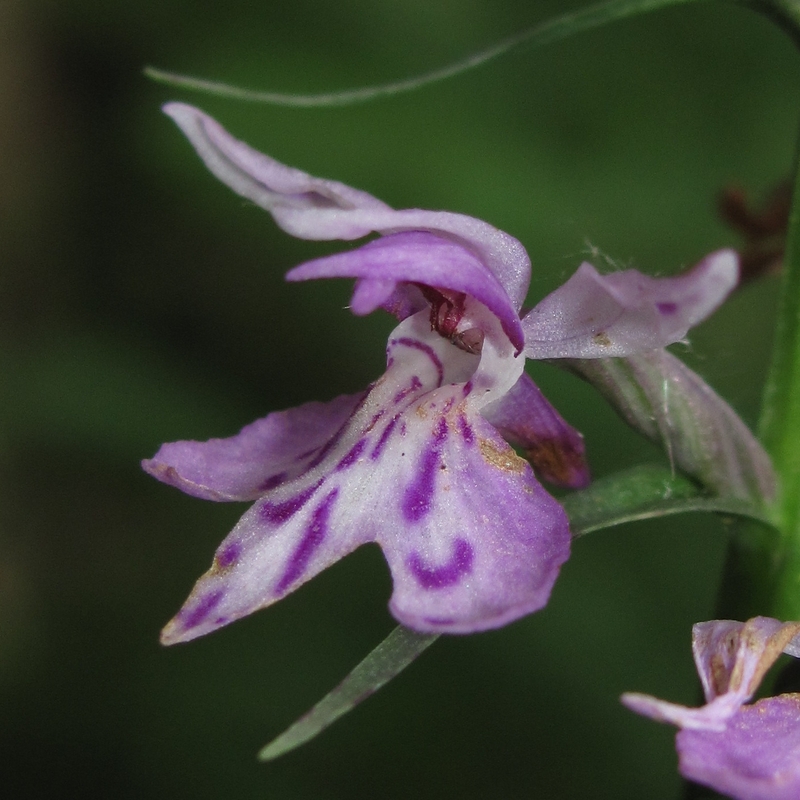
[754,127,800,619]
[720,0,800,620]
[145,0,703,107]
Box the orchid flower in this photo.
[623,617,800,800]
[144,103,738,644]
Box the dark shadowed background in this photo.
[1,0,797,797]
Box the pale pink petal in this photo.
[566,349,776,503]
[142,392,366,501]
[621,691,745,732]
[522,250,738,359]
[164,103,530,309]
[677,695,800,800]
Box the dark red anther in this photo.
[415,284,484,354]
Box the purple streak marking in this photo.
[402,417,448,522]
[182,589,224,630]
[433,416,448,443]
[365,410,385,433]
[372,414,400,460]
[216,541,241,568]
[260,480,323,524]
[393,375,423,405]
[424,616,456,626]
[307,426,349,469]
[462,381,473,396]
[392,337,444,386]
[306,393,369,469]
[336,438,367,471]
[258,472,288,492]
[456,413,474,444]
[656,301,678,315]
[409,539,474,589]
[276,489,339,594]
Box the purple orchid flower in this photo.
[623,617,800,800]
[144,103,738,644]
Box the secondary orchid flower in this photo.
[144,103,738,644]
[623,617,800,800]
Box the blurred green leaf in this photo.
[749,95,800,618]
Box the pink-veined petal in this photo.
[160,479,373,644]
[377,411,571,633]
[142,392,367,501]
[522,250,738,359]
[481,372,589,488]
[164,102,530,309]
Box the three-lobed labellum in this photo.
[160,300,561,643]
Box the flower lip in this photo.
[151,311,570,643]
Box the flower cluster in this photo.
[144,103,738,644]
[623,617,800,800]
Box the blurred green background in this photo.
[1,0,798,797]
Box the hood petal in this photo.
[164,102,530,309]
[287,231,525,352]
[692,617,800,702]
